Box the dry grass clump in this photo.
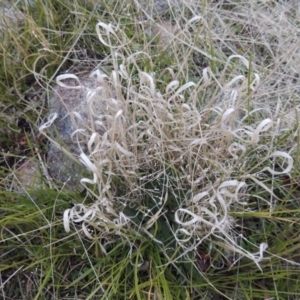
[39,14,296,272]
[3,0,300,298]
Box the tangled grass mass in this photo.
[41,14,297,282]
[1,0,300,299]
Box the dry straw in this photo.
[39,17,295,271]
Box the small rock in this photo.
[144,20,178,50]
[0,1,24,31]
[134,0,183,17]
[12,158,43,192]
[47,74,109,190]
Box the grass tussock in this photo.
[1,0,300,299]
